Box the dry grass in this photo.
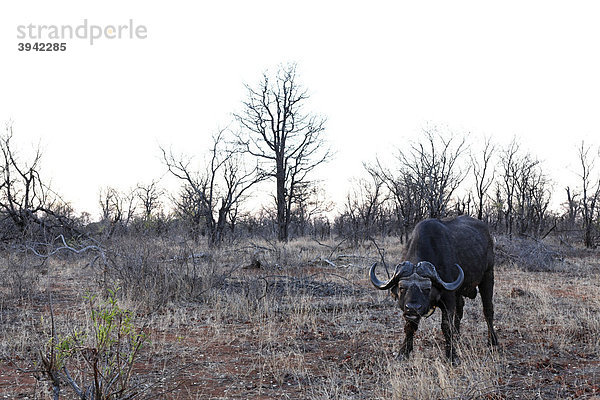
[0,235,599,399]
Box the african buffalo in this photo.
[370,215,498,362]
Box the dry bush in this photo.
[494,235,565,272]
[0,251,45,301]
[0,252,50,364]
[100,237,242,310]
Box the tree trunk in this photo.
[276,161,287,242]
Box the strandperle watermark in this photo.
[17,19,147,45]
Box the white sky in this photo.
[1,1,600,218]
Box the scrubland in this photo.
[0,236,599,399]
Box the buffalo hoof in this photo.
[446,350,461,366]
[394,350,411,361]
[450,355,461,366]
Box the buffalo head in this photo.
[370,261,464,322]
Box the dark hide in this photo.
[370,215,498,363]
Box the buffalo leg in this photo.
[454,295,464,335]
[479,270,499,346]
[399,320,419,358]
[440,298,459,363]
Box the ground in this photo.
[0,237,599,399]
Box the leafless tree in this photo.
[498,140,553,238]
[398,128,468,218]
[136,180,164,221]
[0,126,48,236]
[340,166,387,244]
[234,63,330,241]
[514,154,542,236]
[0,124,79,241]
[563,186,579,227]
[98,186,137,237]
[471,136,496,221]
[454,192,473,216]
[499,140,519,236]
[490,185,504,230]
[289,181,333,237]
[162,129,264,245]
[372,158,423,242]
[520,160,553,237]
[577,141,600,248]
[372,128,467,241]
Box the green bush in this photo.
[40,288,148,399]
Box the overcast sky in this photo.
[1,1,599,217]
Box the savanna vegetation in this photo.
[1,63,599,399]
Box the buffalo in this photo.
[370,215,498,362]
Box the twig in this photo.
[39,290,61,400]
[328,237,347,260]
[164,252,210,263]
[63,366,85,398]
[368,236,389,278]
[312,237,334,250]
[541,221,557,240]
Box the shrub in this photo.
[39,288,148,399]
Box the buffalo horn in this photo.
[369,263,403,290]
[417,261,464,291]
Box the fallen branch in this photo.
[21,234,108,265]
[312,237,348,260]
[320,258,336,267]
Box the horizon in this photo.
[1,1,600,219]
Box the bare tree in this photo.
[234,63,330,241]
[0,124,80,241]
[341,167,386,244]
[0,126,48,236]
[454,192,473,216]
[471,136,496,221]
[498,140,553,238]
[162,129,263,245]
[527,167,553,237]
[513,153,542,236]
[289,181,333,237]
[399,128,468,218]
[136,180,164,221]
[372,128,468,241]
[563,186,579,227]
[372,158,423,242]
[577,142,600,248]
[98,186,137,237]
[499,140,519,236]
[491,185,504,231]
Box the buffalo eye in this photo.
[394,287,406,299]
